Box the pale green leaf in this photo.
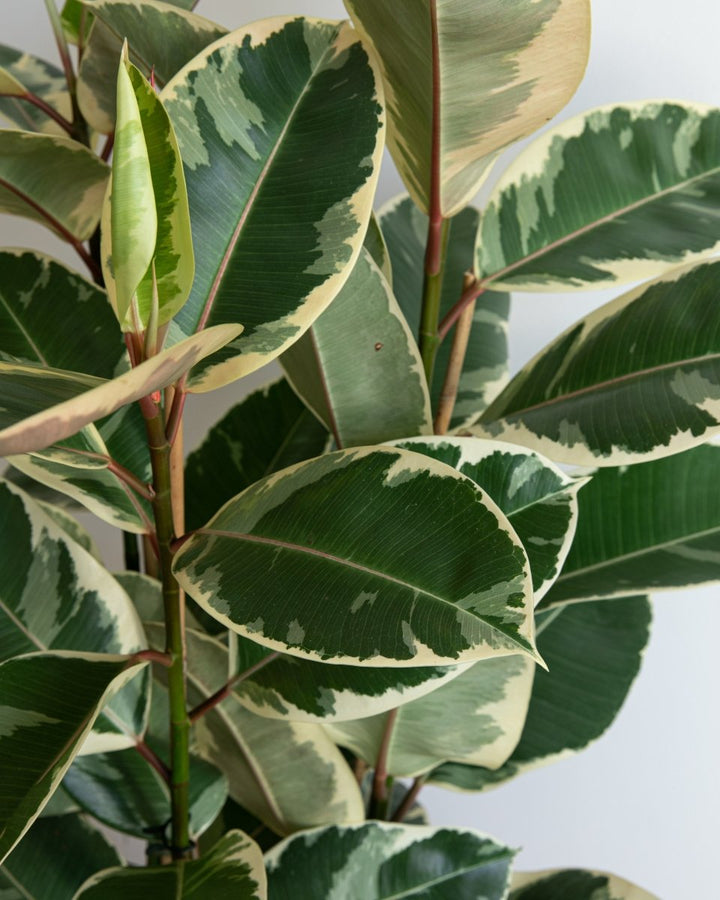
[282,248,432,447]
[162,16,385,391]
[510,868,659,899]
[476,259,720,465]
[173,446,537,668]
[0,44,71,134]
[345,0,590,216]
[479,102,720,291]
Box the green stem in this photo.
[143,404,191,859]
[370,709,398,820]
[419,217,450,384]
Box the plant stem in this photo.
[419,217,450,384]
[188,652,281,723]
[390,775,426,823]
[142,403,191,859]
[433,278,477,434]
[42,0,88,145]
[135,738,171,783]
[438,277,483,342]
[370,709,398,820]
[0,91,74,135]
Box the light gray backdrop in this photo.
[2,3,719,897]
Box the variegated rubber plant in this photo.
[0,0,715,896]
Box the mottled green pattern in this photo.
[0,480,149,750]
[185,378,328,533]
[346,0,590,215]
[477,260,720,464]
[328,654,532,776]
[173,447,536,667]
[282,248,432,447]
[430,596,650,792]
[394,436,582,600]
[161,17,384,390]
[266,822,514,899]
[0,814,121,900]
[0,131,108,242]
[75,830,266,899]
[542,445,720,608]
[0,652,138,863]
[510,868,659,899]
[0,44,71,133]
[380,196,509,427]
[480,102,720,290]
[78,0,227,133]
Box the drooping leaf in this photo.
[0,813,122,900]
[101,50,194,330]
[479,102,720,291]
[393,436,583,600]
[0,323,242,456]
[542,445,720,608]
[63,747,227,840]
[476,260,720,464]
[510,868,658,899]
[0,480,150,752]
[166,627,364,835]
[0,651,142,863]
[380,196,509,427]
[327,654,533,777]
[265,822,515,899]
[74,830,266,899]
[345,0,590,216]
[0,44,71,133]
[0,131,108,242]
[78,0,227,133]
[161,16,385,391]
[185,378,328,532]
[430,596,651,792]
[282,248,432,447]
[173,446,537,668]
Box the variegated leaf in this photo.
[345,0,590,216]
[0,131,108,242]
[380,195,509,428]
[265,822,514,899]
[479,102,720,291]
[185,378,329,533]
[0,651,143,863]
[0,813,122,899]
[0,479,150,753]
[78,0,227,133]
[173,447,538,668]
[101,49,194,330]
[430,596,650,792]
[0,323,241,456]
[282,248,432,447]
[74,830,266,899]
[510,869,658,899]
[542,445,720,609]
[37,502,101,560]
[63,747,227,840]
[363,213,392,284]
[172,627,364,835]
[327,654,533,777]
[392,436,583,600]
[161,16,385,391]
[477,260,720,465]
[0,44,71,134]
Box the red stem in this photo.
[438,279,484,342]
[135,739,171,783]
[0,91,74,135]
[188,652,281,723]
[391,776,427,823]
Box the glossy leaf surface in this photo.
[0,44,71,134]
[510,868,658,899]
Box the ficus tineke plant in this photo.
[0,0,718,896]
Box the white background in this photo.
[3,2,720,897]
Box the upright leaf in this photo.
[479,102,720,290]
[0,45,71,133]
[0,814,121,900]
[282,248,432,447]
[78,0,227,133]
[161,16,385,391]
[430,596,651,792]
[542,445,720,608]
[173,447,537,668]
[266,822,515,899]
[510,869,658,899]
[0,479,150,752]
[345,0,590,216]
[0,131,108,242]
[476,260,720,465]
[380,196,509,427]
[75,831,266,899]
[0,652,142,863]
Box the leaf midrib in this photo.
[379,850,513,899]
